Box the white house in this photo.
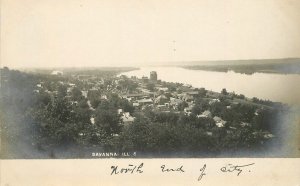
[209,99,220,105]
[90,117,95,124]
[121,112,135,125]
[197,110,212,118]
[213,116,226,127]
[51,71,63,75]
[81,91,88,98]
[137,98,153,105]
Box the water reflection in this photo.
[121,67,300,105]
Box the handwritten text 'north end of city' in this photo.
[110,162,255,182]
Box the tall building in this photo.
[150,71,157,82]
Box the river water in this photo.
[120,67,300,105]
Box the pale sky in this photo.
[1,0,300,68]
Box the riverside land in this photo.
[0,67,288,158]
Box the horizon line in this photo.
[2,57,300,70]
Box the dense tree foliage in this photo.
[0,68,288,158]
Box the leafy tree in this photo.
[118,79,138,93]
[198,88,207,97]
[120,99,135,114]
[35,92,52,107]
[87,90,101,108]
[177,101,188,111]
[210,102,226,116]
[221,88,228,95]
[95,102,122,136]
[73,99,91,124]
[252,109,278,132]
[192,98,209,115]
[148,112,179,124]
[146,83,155,92]
[57,85,67,98]
[71,87,83,101]
[30,97,82,145]
[237,94,245,99]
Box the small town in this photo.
[1,1,299,185]
[34,70,274,126]
[0,67,287,158]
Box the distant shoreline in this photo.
[181,60,300,75]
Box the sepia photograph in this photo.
[1,0,299,161]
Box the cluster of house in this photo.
[117,73,233,128]
[31,70,276,139]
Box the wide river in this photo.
[120,67,300,106]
